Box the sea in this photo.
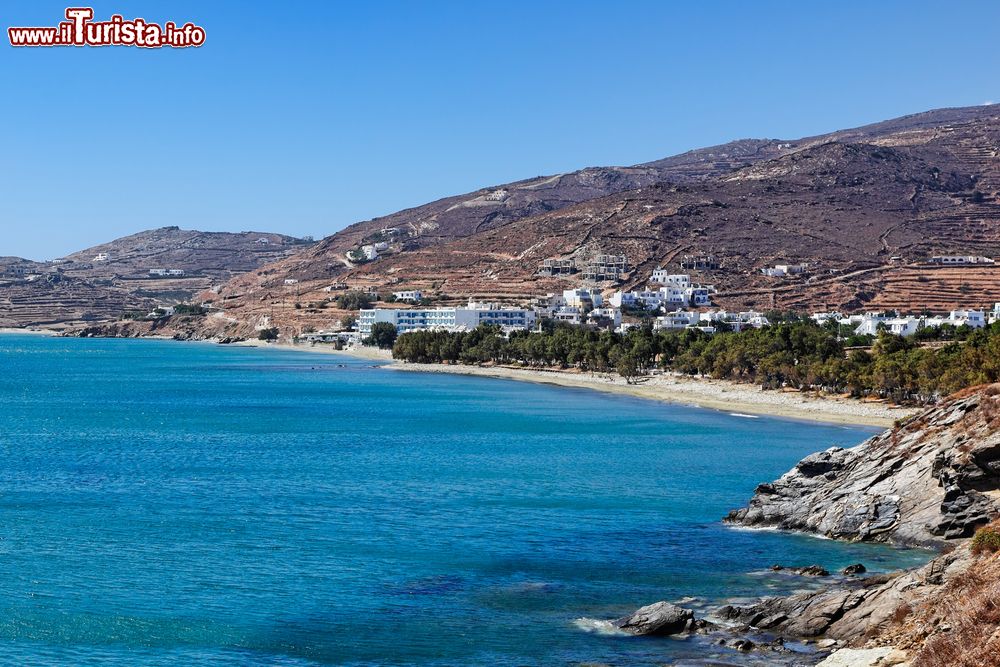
[0,335,930,665]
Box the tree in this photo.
[615,352,643,384]
[366,322,397,349]
[340,315,357,331]
[257,327,279,341]
[335,291,373,310]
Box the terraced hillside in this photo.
[0,228,314,328]
[204,104,1000,338]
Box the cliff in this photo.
[725,386,1000,547]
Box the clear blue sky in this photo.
[3,1,999,259]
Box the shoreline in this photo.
[167,338,918,427]
[0,328,911,427]
[388,362,913,428]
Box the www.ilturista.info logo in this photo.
[8,7,205,48]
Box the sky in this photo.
[2,1,999,260]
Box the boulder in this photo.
[612,601,694,636]
[842,563,867,576]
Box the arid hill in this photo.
[202,103,1000,339]
[0,227,313,328]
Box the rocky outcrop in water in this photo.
[725,388,1000,546]
[612,601,696,636]
[716,548,971,641]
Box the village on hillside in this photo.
[292,251,1000,348]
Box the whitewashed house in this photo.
[654,310,700,330]
[588,307,622,328]
[762,263,808,277]
[884,317,922,337]
[945,309,987,328]
[650,270,690,287]
[563,288,603,310]
[990,303,1000,324]
[929,256,995,265]
[552,306,583,325]
[393,290,423,302]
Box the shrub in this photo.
[257,328,279,341]
[971,526,1000,555]
[172,303,205,316]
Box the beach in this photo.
[250,340,913,427]
[387,361,913,428]
[0,330,912,427]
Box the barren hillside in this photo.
[0,228,313,328]
[208,104,1000,338]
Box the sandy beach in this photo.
[0,327,57,335]
[387,362,914,428]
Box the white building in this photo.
[284,278,299,285]
[853,313,891,336]
[552,306,583,325]
[810,311,845,325]
[650,270,690,287]
[149,268,185,277]
[393,290,423,302]
[298,330,358,345]
[360,245,379,261]
[687,286,712,306]
[562,288,603,310]
[93,253,109,262]
[358,302,536,336]
[945,309,986,329]
[610,281,711,311]
[991,303,1000,324]
[588,307,622,328]
[884,317,922,337]
[654,310,700,331]
[699,310,770,332]
[929,256,995,266]
[762,263,808,277]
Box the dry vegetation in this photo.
[883,524,1000,667]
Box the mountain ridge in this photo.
[192,103,1000,339]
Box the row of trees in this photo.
[391,319,1000,403]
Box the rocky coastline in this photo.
[610,384,1000,665]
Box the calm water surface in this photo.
[0,336,928,665]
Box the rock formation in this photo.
[726,387,1000,546]
[611,601,696,636]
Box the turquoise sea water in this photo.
[0,335,928,665]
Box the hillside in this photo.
[201,103,1000,339]
[0,228,313,328]
[13,104,1000,336]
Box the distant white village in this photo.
[298,258,1000,346]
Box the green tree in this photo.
[366,322,398,349]
[335,291,373,310]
